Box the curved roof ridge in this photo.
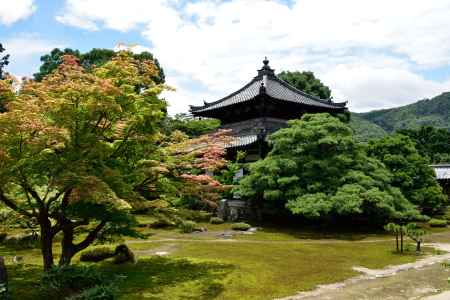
[273,76,346,108]
[190,77,261,112]
[190,59,348,114]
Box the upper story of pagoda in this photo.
[190,58,348,124]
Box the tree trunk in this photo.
[39,216,54,271]
[416,241,421,252]
[59,246,75,267]
[58,220,106,267]
[400,230,404,253]
[0,257,7,299]
[58,223,75,267]
[396,234,399,252]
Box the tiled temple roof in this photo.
[190,58,347,114]
[225,135,259,148]
[431,164,450,180]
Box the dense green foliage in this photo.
[428,218,447,227]
[278,71,332,99]
[163,113,220,137]
[179,220,197,233]
[0,75,14,113]
[34,48,165,84]
[0,43,10,113]
[368,134,447,214]
[41,265,116,299]
[231,222,251,231]
[0,43,9,80]
[210,217,224,224]
[384,223,404,252]
[357,92,450,132]
[349,114,387,142]
[238,113,420,223]
[405,223,426,252]
[397,126,450,163]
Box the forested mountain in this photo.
[356,92,450,132]
[349,115,387,141]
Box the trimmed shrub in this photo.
[210,217,224,225]
[429,218,448,227]
[113,244,135,264]
[231,222,251,231]
[177,209,212,222]
[442,207,450,221]
[179,220,197,233]
[80,247,115,262]
[41,265,107,297]
[148,217,176,229]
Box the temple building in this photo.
[190,58,348,161]
[431,164,450,200]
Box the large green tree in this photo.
[0,52,168,270]
[0,43,9,80]
[0,43,10,113]
[163,113,220,137]
[237,114,420,223]
[34,48,165,84]
[278,71,331,99]
[397,126,450,163]
[368,134,447,214]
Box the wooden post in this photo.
[400,229,404,253]
[0,256,8,299]
[396,234,399,252]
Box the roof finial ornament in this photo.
[259,80,266,94]
[257,56,274,77]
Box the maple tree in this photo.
[135,130,232,210]
[0,52,168,270]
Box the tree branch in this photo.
[109,126,135,159]
[74,220,107,253]
[47,187,73,210]
[0,187,34,218]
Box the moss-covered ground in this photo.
[2,217,444,300]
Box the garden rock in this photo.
[113,244,135,264]
[218,232,234,239]
[12,256,23,264]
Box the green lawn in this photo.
[1,222,435,300]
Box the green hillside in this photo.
[349,114,387,142]
[356,92,450,132]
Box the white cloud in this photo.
[56,0,175,32]
[0,0,36,25]
[322,65,450,112]
[57,0,450,113]
[3,35,64,77]
[113,43,152,54]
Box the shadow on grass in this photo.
[98,256,235,300]
[7,264,44,299]
[5,256,234,300]
[254,222,387,241]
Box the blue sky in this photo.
[1,0,450,114]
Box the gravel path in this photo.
[277,243,450,300]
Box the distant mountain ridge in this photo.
[356,92,450,132]
[350,92,450,140]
